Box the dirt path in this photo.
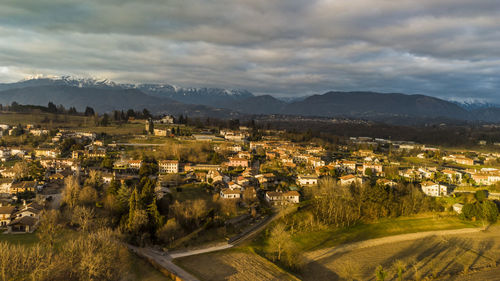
[306,227,482,261]
[170,243,233,259]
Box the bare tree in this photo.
[13,161,29,180]
[62,175,80,209]
[37,209,61,247]
[71,205,95,232]
[267,223,292,261]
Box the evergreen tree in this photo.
[147,197,163,229]
[116,184,131,211]
[84,106,95,116]
[47,102,57,113]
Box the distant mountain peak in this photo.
[448,98,498,110]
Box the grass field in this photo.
[0,232,39,246]
[174,214,481,280]
[0,111,145,135]
[175,247,299,281]
[171,184,213,202]
[299,226,500,281]
[289,214,480,252]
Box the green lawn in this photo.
[171,184,213,202]
[290,214,479,252]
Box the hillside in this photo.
[282,91,471,119]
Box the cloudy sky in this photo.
[1,0,499,101]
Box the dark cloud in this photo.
[0,0,499,102]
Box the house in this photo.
[0,205,16,227]
[7,216,38,233]
[421,181,448,197]
[160,115,174,124]
[376,178,397,187]
[265,191,300,205]
[158,160,179,174]
[0,178,13,193]
[7,202,43,233]
[237,151,251,159]
[228,181,243,190]
[339,175,362,186]
[127,160,143,170]
[35,148,59,158]
[308,157,325,168]
[220,188,241,199]
[296,175,319,186]
[227,157,249,168]
[72,150,84,159]
[443,155,474,166]
[362,162,383,175]
[154,128,169,136]
[85,146,107,158]
[207,170,226,183]
[338,160,356,173]
[48,173,65,181]
[10,181,37,194]
[442,169,462,183]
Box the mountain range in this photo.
[1,77,500,123]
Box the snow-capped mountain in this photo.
[3,76,255,107]
[449,98,499,111]
[133,84,254,108]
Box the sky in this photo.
[0,0,499,101]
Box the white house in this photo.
[158,160,179,174]
[265,191,300,205]
[296,175,319,186]
[220,188,241,199]
[421,181,449,197]
[339,174,362,186]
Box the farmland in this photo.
[299,225,500,281]
[175,248,298,281]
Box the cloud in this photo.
[0,0,499,101]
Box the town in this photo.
[1,107,500,280]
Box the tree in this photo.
[84,106,95,116]
[100,113,110,126]
[127,188,148,234]
[71,205,95,232]
[267,223,292,261]
[147,197,163,230]
[47,102,57,113]
[78,186,98,205]
[37,209,61,247]
[116,183,131,211]
[482,200,499,224]
[107,179,120,195]
[475,190,488,202]
[62,176,80,209]
[86,170,103,191]
[13,161,29,180]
